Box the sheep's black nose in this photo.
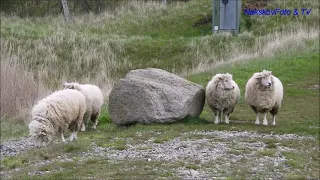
[268,82,272,86]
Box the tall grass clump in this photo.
[187,25,319,75]
[0,60,39,123]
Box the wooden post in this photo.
[61,0,71,22]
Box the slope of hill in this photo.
[1,0,319,179]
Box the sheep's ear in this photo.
[39,131,46,136]
[63,82,68,88]
[255,75,262,79]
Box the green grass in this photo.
[0,120,28,142]
[186,42,319,137]
[258,149,276,157]
[1,0,318,89]
[1,0,319,178]
[1,44,319,179]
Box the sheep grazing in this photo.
[206,73,240,124]
[245,70,284,126]
[63,82,104,131]
[28,89,86,147]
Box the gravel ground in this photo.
[0,137,35,159]
[0,130,317,179]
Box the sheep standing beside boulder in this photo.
[63,82,104,131]
[206,73,240,124]
[28,89,86,147]
[245,70,283,126]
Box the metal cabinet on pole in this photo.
[212,0,242,35]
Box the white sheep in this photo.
[206,73,240,124]
[63,82,104,131]
[245,70,284,126]
[28,89,86,147]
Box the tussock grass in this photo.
[0,0,319,135]
[187,26,319,75]
[0,61,38,122]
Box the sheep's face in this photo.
[33,131,53,147]
[29,120,54,147]
[218,74,235,90]
[256,70,272,87]
[63,82,76,89]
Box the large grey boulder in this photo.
[109,68,205,126]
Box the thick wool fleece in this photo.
[29,89,86,143]
[63,82,104,130]
[206,73,240,116]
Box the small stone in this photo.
[190,169,199,177]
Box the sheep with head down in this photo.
[63,82,104,131]
[245,70,284,126]
[206,73,240,124]
[28,89,86,147]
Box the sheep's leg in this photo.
[80,122,86,132]
[262,113,268,126]
[255,113,260,125]
[91,111,100,130]
[272,115,276,126]
[69,131,78,141]
[61,132,66,143]
[81,111,91,132]
[214,114,219,124]
[225,114,230,124]
[74,131,78,140]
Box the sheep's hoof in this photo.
[272,122,276,126]
[255,121,260,125]
[263,122,268,126]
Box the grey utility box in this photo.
[212,0,242,35]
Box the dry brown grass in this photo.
[0,60,40,123]
[0,0,318,125]
[187,26,319,75]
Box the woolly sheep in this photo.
[63,82,104,131]
[245,70,283,126]
[28,89,86,147]
[206,73,241,124]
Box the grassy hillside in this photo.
[1,0,318,85]
[1,0,319,178]
[1,42,319,179]
[1,0,319,126]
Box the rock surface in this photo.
[109,68,205,126]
